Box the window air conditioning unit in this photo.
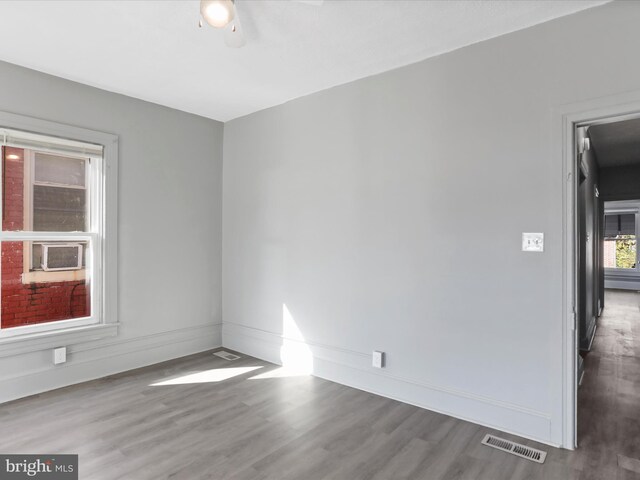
[41,243,83,271]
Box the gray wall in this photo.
[0,61,224,402]
[222,1,640,447]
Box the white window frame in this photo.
[0,112,118,352]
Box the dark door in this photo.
[578,131,598,351]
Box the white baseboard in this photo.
[0,323,222,404]
[223,321,555,447]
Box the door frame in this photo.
[558,90,640,449]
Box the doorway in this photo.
[571,112,640,456]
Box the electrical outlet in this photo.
[372,350,384,368]
[53,347,67,365]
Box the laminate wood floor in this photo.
[0,290,638,479]
[576,289,640,480]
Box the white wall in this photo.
[0,61,224,402]
[222,1,640,447]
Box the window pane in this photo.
[1,241,91,329]
[604,236,637,269]
[2,147,89,232]
[33,185,86,231]
[34,152,86,187]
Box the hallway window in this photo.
[604,213,637,269]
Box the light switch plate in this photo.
[522,233,544,252]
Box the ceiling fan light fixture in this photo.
[201,0,235,29]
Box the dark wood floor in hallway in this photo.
[577,289,640,480]
[0,289,638,479]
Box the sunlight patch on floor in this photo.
[150,366,262,386]
[248,366,310,379]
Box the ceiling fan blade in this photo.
[224,13,246,48]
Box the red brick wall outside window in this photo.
[1,146,89,328]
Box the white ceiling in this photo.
[0,0,609,122]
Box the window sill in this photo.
[604,268,640,277]
[22,269,86,284]
[0,322,119,358]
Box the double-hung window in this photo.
[0,122,115,341]
[604,211,638,270]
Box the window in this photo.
[604,213,638,270]
[0,122,115,341]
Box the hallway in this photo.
[577,289,640,478]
